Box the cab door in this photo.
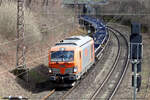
[78,49,82,73]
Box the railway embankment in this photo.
[0,0,76,98]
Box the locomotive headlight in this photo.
[49,68,52,73]
[73,67,78,73]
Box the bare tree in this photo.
[43,0,48,6]
[0,0,2,6]
[25,0,32,8]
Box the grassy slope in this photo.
[0,0,77,97]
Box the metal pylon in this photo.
[74,0,78,30]
[16,0,26,69]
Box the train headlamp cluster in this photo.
[73,67,78,73]
[49,68,52,73]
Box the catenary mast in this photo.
[16,0,26,69]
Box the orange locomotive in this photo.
[48,36,95,82]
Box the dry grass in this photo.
[0,0,78,98]
[0,1,42,44]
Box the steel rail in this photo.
[41,81,80,100]
[41,89,55,100]
[60,81,80,100]
[90,27,121,100]
[107,26,129,100]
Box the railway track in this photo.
[41,81,80,100]
[89,26,129,100]
[108,27,129,100]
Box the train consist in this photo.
[79,15,109,57]
[48,15,108,83]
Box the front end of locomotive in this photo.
[48,46,80,83]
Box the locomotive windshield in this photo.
[51,51,74,62]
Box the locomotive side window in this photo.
[51,51,74,62]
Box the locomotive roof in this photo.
[55,35,92,47]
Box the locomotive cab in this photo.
[48,36,95,83]
[49,46,81,82]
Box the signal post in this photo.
[130,23,143,100]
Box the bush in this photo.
[121,19,131,26]
[141,24,149,33]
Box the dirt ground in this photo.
[141,33,150,99]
